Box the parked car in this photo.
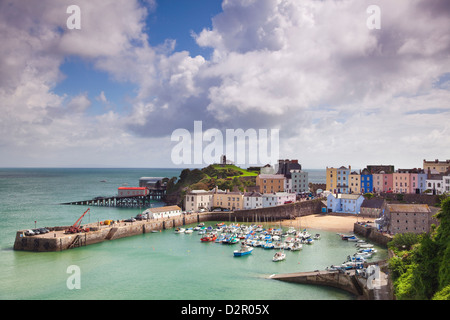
[32,229,41,235]
[135,214,148,220]
[25,229,35,236]
[38,228,49,234]
[124,218,136,222]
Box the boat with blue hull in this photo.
[234,243,254,257]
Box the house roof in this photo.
[258,174,285,179]
[337,194,363,200]
[361,199,385,209]
[244,192,262,197]
[387,204,430,213]
[145,205,181,213]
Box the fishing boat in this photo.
[272,251,286,262]
[347,236,359,242]
[174,227,185,234]
[185,228,193,234]
[313,234,321,240]
[233,243,254,257]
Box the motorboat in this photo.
[357,243,374,248]
[174,228,185,234]
[200,234,217,242]
[290,242,303,251]
[263,241,274,249]
[233,243,254,257]
[185,228,193,234]
[313,234,321,240]
[273,251,286,262]
[273,242,284,249]
[347,236,359,242]
[358,248,377,254]
[287,227,296,235]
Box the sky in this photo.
[0,0,449,169]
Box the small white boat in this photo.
[347,236,359,242]
[185,228,193,234]
[313,234,321,240]
[357,243,374,248]
[174,228,185,234]
[290,242,303,251]
[273,251,286,262]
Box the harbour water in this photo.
[0,168,387,300]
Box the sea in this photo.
[0,168,387,301]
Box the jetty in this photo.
[60,194,162,208]
[61,177,167,208]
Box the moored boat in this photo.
[175,227,185,234]
[273,251,286,262]
[234,243,254,257]
[200,234,217,242]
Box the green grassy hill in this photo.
[164,164,259,207]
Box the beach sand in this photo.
[280,214,374,233]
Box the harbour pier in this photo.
[14,200,325,252]
[270,260,392,300]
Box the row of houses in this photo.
[184,187,297,212]
[326,159,450,195]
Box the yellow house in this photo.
[423,159,450,174]
[213,191,243,211]
[326,167,337,193]
[349,171,360,194]
[256,174,285,193]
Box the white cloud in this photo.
[1,0,449,168]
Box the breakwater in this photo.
[14,200,324,252]
[271,259,392,300]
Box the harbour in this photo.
[0,167,389,300]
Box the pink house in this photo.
[382,173,393,192]
[393,170,410,193]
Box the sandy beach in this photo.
[280,214,374,233]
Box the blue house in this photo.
[327,193,365,214]
[360,168,373,193]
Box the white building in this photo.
[143,206,182,219]
[284,178,292,193]
[243,192,263,209]
[262,192,296,208]
[291,169,309,194]
[184,190,214,212]
[426,175,448,195]
[444,175,450,194]
[327,193,365,214]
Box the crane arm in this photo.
[73,208,90,228]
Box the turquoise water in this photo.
[0,168,387,300]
